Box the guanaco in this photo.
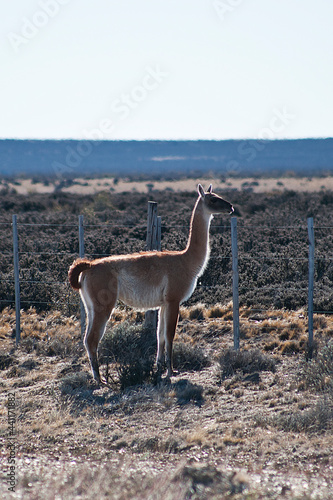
[68,184,234,383]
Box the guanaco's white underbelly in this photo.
[117,271,168,310]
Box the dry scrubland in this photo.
[1,184,333,312]
[4,175,333,196]
[1,305,333,499]
[1,179,333,498]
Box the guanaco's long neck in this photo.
[184,197,212,275]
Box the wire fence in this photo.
[1,203,333,354]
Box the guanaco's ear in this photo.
[207,184,213,193]
[197,184,205,198]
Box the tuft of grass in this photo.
[207,304,226,319]
[218,348,277,380]
[188,304,206,321]
[278,330,290,341]
[298,340,333,393]
[168,463,249,498]
[222,310,233,321]
[313,314,328,330]
[179,307,189,321]
[279,339,306,355]
[263,340,280,352]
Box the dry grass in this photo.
[1,306,333,499]
[188,303,206,321]
[298,340,333,393]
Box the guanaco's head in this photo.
[198,184,234,215]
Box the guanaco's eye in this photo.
[210,197,218,204]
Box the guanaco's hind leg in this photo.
[165,301,180,378]
[81,278,117,383]
[84,309,113,383]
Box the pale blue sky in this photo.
[1,0,332,140]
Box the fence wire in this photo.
[0,216,333,318]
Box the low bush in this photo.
[100,321,156,364]
[207,305,226,319]
[100,322,156,389]
[218,348,277,380]
[172,342,210,372]
[100,321,210,388]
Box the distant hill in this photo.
[0,138,332,178]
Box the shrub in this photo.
[100,322,210,387]
[219,348,277,380]
[172,342,210,372]
[100,322,156,389]
[100,321,156,364]
[2,189,333,314]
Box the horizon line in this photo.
[0,136,332,142]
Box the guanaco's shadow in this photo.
[59,367,204,412]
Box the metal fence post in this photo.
[307,217,314,358]
[146,201,158,251]
[12,214,21,345]
[145,202,160,329]
[79,215,86,338]
[157,216,162,252]
[231,217,240,350]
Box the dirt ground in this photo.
[1,303,333,499]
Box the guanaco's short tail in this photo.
[68,258,92,290]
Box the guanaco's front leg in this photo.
[165,301,180,378]
[156,306,166,375]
